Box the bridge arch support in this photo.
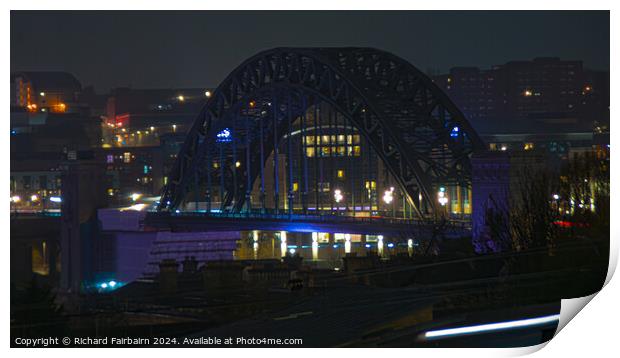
[158,48,484,218]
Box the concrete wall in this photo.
[471,152,511,253]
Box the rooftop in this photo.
[13,71,82,91]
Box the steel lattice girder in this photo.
[158,47,484,218]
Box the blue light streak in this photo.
[423,314,560,340]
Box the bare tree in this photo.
[479,152,609,253]
[509,166,560,251]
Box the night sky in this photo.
[11,11,609,92]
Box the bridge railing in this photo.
[146,210,471,230]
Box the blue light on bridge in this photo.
[216,128,232,142]
[450,126,459,138]
[387,243,395,248]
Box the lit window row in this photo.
[306,146,361,157]
[305,134,360,145]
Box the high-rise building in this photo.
[433,66,502,121]
[433,57,609,125]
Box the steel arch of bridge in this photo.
[158,47,484,218]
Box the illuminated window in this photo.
[524,142,535,151]
[106,154,114,164]
[321,146,331,157]
[347,146,356,156]
[306,147,315,157]
[365,180,377,189]
[213,162,219,168]
[353,146,361,156]
[163,176,168,185]
[489,143,498,151]
[337,146,345,156]
[317,232,330,243]
[51,103,67,113]
[305,135,315,145]
[337,135,345,144]
[337,170,345,179]
[292,182,299,192]
[123,152,131,163]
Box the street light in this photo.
[438,187,448,206]
[334,189,343,213]
[334,189,343,204]
[382,187,394,204]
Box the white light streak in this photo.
[424,314,560,340]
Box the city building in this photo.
[433,66,503,121]
[10,110,102,211]
[11,71,84,114]
[102,87,213,148]
[476,117,602,159]
[99,146,164,203]
[433,57,609,126]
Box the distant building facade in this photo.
[102,87,211,148]
[433,57,609,126]
[11,71,83,114]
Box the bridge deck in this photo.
[144,212,471,237]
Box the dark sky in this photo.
[11,11,609,92]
